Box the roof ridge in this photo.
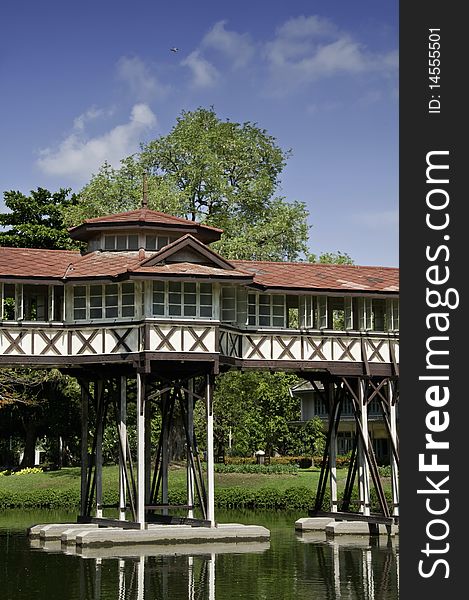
[232,259,398,269]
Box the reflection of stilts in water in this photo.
[118,559,125,600]
[109,553,218,599]
[316,543,336,600]
[332,544,341,599]
[95,557,102,600]
[362,549,374,599]
[373,538,398,599]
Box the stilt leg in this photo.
[206,374,215,526]
[95,380,104,519]
[187,378,195,519]
[358,379,371,517]
[389,381,399,518]
[80,381,89,518]
[118,376,127,522]
[328,382,338,513]
[136,372,146,529]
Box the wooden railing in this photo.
[0,320,399,368]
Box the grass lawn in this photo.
[0,464,392,510]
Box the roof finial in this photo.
[142,172,148,209]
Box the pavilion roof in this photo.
[0,247,399,293]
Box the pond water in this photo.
[0,509,399,599]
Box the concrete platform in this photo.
[295,517,335,531]
[28,522,99,541]
[294,517,399,537]
[28,522,270,549]
[326,521,398,537]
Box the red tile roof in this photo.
[134,262,252,280]
[232,260,399,293]
[70,209,223,232]
[0,247,399,293]
[63,251,144,278]
[0,247,79,278]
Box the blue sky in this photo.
[0,0,398,267]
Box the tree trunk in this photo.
[20,421,37,467]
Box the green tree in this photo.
[0,369,81,467]
[0,188,82,250]
[308,250,354,265]
[67,107,310,261]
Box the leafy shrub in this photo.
[214,464,298,474]
[12,467,43,476]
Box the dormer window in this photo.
[104,234,139,251]
[145,235,178,251]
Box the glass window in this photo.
[157,236,169,250]
[104,234,139,251]
[73,283,135,320]
[152,281,165,315]
[104,236,115,250]
[73,286,87,320]
[317,296,328,329]
[23,284,48,321]
[246,293,286,328]
[1,284,15,320]
[146,235,157,250]
[152,281,213,318]
[221,286,236,322]
[121,283,135,317]
[105,284,118,318]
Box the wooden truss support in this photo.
[310,375,398,524]
[148,376,212,527]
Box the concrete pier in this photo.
[294,517,399,537]
[28,522,270,550]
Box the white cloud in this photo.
[73,106,113,131]
[202,20,254,68]
[37,103,157,181]
[181,50,219,88]
[117,56,170,100]
[264,15,397,87]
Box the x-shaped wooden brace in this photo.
[223,332,239,357]
[187,326,210,352]
[335,337,358,361]
[109,328,133,353]
[305,337,327,361]
[367,339,386,362]
[153,326,177,351]
[38,330,64,355]
[246,335,267,359]
[276,336,297,359]
[3,330,26,354]
[75,329,99,354]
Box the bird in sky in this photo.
[170,47,179,53]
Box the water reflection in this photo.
[0,510,399,600]
[28,534,398,600]
[296,531,399,599]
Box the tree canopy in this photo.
[67,107,310,261]
[0,188,81,250]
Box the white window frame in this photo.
[316,296,328,329]
[299,295,315,328]
[386,298,399,332]
[103,234,139,251]
[73,283,136,321]
[247,292,286,328]
[221,286,237,323]
[145,235,178,251]
[152,281,214,319]
[358,298,373,331]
